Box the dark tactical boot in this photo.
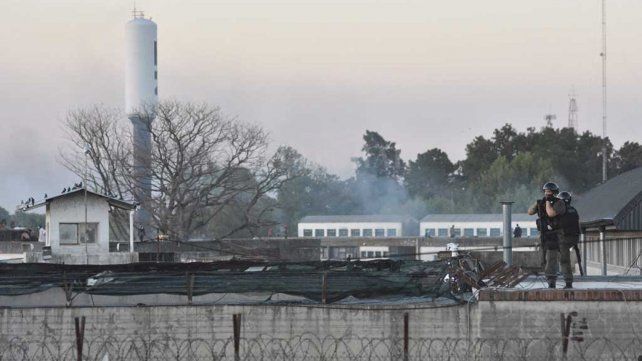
[563,282,573,289]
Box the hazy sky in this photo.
[1,0,641,210]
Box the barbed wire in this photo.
[0,333,639,361]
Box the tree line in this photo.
[4,101,641,239]
[277,125,642,234]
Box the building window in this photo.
[425,229,436,237]
[314,229,324,237]
[327,229,337,237]
[383,251,389,257]
[350,229,360,237]
[438,228,449,237]
[530,228,539,236]
[154,41,157,66]
[386,229,397,237]
[453,228,462,237]
[59,223,98,245]
[154,70,157,79]
[303,229,312,237]
[463,228,474,237]
[490,228,501,237]
[375,251,382,258]
[155,86,158,95]
[361,251,367,258]
[476,228,488,237]
[362,229,373,237]
[375,229,385,237]
[367,251,374,258]
[339,228,348,237]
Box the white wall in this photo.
[420,220,537,237]
[47,193,110,259]
[358,246,389,260]
[298,222,403,237]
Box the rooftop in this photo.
[480,275,642,301]
[299,215,415,223]
[420,213,533,223]
[24,188,136,211]
[574,166,642,229]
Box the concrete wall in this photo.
[0,299,640,360]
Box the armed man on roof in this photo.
[555,191,583,287]
[528,182,572,289]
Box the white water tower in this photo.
[125,10,157,233]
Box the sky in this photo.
[1,0,642,211]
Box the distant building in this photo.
[27,189,137,264]
[298,215,418,238]
[575,167,642,275]
[420,213,537,238]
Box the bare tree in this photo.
[60,101,306,240]
[61,106,132,199]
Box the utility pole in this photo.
[600,0,608,183]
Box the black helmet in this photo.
[542,182,560,194]
[557,191,572,203]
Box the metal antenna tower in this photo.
[544,113,556,128]
[600,0,608,182]
[568,88,578,130]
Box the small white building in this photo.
[28,189,138,264]
[420,213,537,238]
[298,215,417,238]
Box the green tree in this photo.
[468,153,554,212]
[405,148,455,199]
[459,135,496,183]
[614,141,642,174]
[0,207,9,230]
[277,166,358,235]
[354,130,405,180]
[10,211,45,230]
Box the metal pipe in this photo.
[580,231,587,275]
[129,210,135,253]
[600,227,607,275]
[500,201,514,266]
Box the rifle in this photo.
[535,199,548,268]
[573,244,584,276]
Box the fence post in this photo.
[74,316,85,361]
[233,313,242,361]
[600,227,607,275]
[186,272,194,305]
[62,280,73,307]
[403,312,409,361]
[322,272,328,304]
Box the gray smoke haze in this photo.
[2,0,642,211]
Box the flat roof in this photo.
[479,275,642,301]
[299,215,414,223]
[420,213,533,223]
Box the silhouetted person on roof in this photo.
[513,224,522,238]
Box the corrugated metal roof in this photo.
[420,213,533,223]
[30,188,136,210]
[575,167,642,230]
[299,215,414,223]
